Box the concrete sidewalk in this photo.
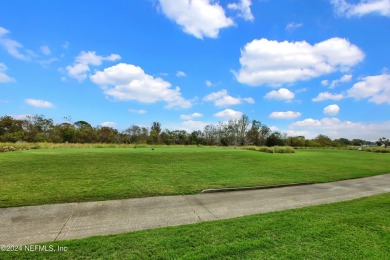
[1,174,389,246]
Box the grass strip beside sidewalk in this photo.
[1,193,389,259]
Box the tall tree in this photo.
[246,120,261,145]
[286,136,306,147]
[376,137,389,148]
[149,122,161,144]
[266,131,286,146]
[97,126,119,143]
[73,120,96,143]
[203,124,217,145]
[334,138,351,146]
[259,125,271,146]
[314,134,333,147]
[237,114,250,146]
[52,123,76,143]
[0,116,25,142]
[190,130,202,145]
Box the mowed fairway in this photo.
[1,147,389,207]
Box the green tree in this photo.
[73,120,97,143]
[0,116,25,142]
[124,125,143,144]
[97,126,119,143]
[189,130,202,145]
[54,123,76,143]
[22,115,54,142]
[246,120,261,146]
[351,139,365,146]
[203,124,217,145]
[238,114,250,146]
[259,125,271,146]
[74,120,92,129]
[334,138,351,146]
[266,131,286,147]
[376,137,389,148]
[314,134,334,147]
[160,130,173,145]
[149,122,161,144]
[286,136,306,147]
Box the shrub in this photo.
[243,146,295,154]
[258,146,274,153]
[274,146,295,153]
[362,147,390,153]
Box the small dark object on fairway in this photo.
[151,148,154,151]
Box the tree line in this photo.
[0,114,388,148]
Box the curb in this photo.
[201,182,315,193]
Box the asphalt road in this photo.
[1,174,389,246]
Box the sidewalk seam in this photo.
[54,203,79,241]
[191,196,218,220]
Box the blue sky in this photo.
[1,0,389,140]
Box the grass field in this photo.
[1,147,389,207]
[1,193,388,259]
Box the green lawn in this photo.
[1,147,389,207]
[1,193,389,259]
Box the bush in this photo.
[258,147,274,153]
[243,146,295,154]
[273,146,295,153]
[362,147,390,153]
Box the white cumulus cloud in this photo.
[158,0,234,39]
[286,22,303,32]
[329,74,352,88]
[180,113,203,120]
[242,97,255,104]
[90,63,192,109]
[291,118,323,128]
[227,0,254,21]
[290,117,390,141]
[323,104,341,115]
[0,63,14,83]
[347,73,390,104]
[100,122,116,128]
[214,109,243,119]
[312,91,344,102]
[0,26,34,61]
[331,0,390,17]
[265,88,295,101]
[176,71,186,77]
[321,80,329,86]
[9,114,32,120]
[269,111,301,119]
[234,37,364,86]
[203,89,254,106]
[129,109,147,114]
[40,45,51,56]
[24,98,54,108]
[66,51,121,81]
[205,80,213,87]
[181,120,210,131]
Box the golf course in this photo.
[2,0,390,258]
[0,146,389,259]
[1,147,389,208]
